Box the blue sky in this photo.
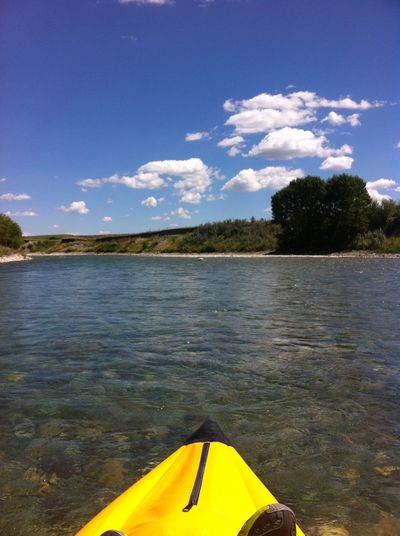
[1,0,399,235]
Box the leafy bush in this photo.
[95,242,120,253]
[378,236,400,253]
[0,213,23,249]
[353,229,386,250]
[168,219,279,253]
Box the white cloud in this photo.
[366,178,397,190]
[248,127,352,160]
[396,141,400,149]
[321,111,346,126]
[104,172,165,190]
[58,201,89,214]
[222,166,305,192]
[139,158,217,204]
[76,178,103,189]
[0,192,31,201]
[180,191,202,204]
[367,189,392,203]
[321,111,361,127]
[320,156,354,170]
[217,135,245,156]
[366,179,397,204]
[52,224,60,228]
[223,90,382,135]
[217,135,245,148]
[80,159,217,204]
[0,178,6,183]
[5,210,37,217]
[348,114,361,127]
[102,216,112,222]
[171,207,191,219]
[228,146,242,157]
[185,131,210,142]
[118,0,173,4]
[315,96,382,110]
[141,196,158,208]
[226,107,316,135]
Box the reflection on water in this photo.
[0,256,399,535]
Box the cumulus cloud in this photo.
[217,135,245,156]
[141,196,159,208]
[320,156,354,170]
[321,111,361,127]
[0,178,6,183]
[5,210,37,217]
[248,127,353,160]
[367,189,392,203]
[185,131,210,142]
[171,207,191,219]
[217,135,245,147]
[180,191,202,204]
[226,107,316,135]
[366,179,397,204]
[366,178,396,190]
[104,172,165,190]
[396,141,400,149]
[102,216,112,222]
[59,201,89,214]
[138,158,217,204]
[78,159,217,204]
[222,166,305,192]
[0,192,31,201]
[223,90,382,135]
[76,178,103,189]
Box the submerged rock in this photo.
[374,465,400,478]
[84,458,128,488]
[308,526,351,536]
[24,465,60,493]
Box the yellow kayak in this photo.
[76,420,306,536]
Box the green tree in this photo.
[325,174,371,249]
[271,176,328,251]
[368,199,400,236]
[0,213,23,249]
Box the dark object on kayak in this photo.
[238,503,297,535]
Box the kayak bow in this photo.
[76,420,305,536]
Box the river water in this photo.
[0,256,399,535]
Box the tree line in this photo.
[271,174,400,252]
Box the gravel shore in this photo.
[0,254,32,264]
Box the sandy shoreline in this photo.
[27,251,400,259]
[0,254,32,264]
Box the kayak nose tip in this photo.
[184,419,231,445]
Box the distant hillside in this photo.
[23,219,280,255]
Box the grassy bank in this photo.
[23,220,280,255]
[0,218,398,257]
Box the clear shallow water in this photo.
[0,256,399,536]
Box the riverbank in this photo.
[28,251,400,258]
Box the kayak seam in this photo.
[182,442,210,512]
